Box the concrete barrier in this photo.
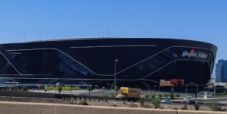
[178,110,227,114]
[0,101,226,114]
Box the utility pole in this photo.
[114,59,118,94]
[185,85,188,95]
[213,83,216,97]
[196,84,198,98]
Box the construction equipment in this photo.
[116,87,141,100]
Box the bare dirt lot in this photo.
[0,96,226,112]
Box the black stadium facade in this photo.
[0,38,217,88]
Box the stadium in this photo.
[0,38,217,89]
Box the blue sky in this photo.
[0,0,226,60]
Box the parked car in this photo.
[184,96,195,104]
[161,98,172,104]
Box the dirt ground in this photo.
[0,96,226,112]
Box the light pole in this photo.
[185,85,188,95]
[192,83,199,98]
[196,84,199,98]
[213,83,216,97]
[114,59,118,92]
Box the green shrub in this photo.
[58,86,62,93]
[151,96,161,109]
[164,94,169,98]
[158,94,163,98]
[170,93,174,99]
[146,94,155,102]
[151,94,156,99]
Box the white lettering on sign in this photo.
[181,50,208,59]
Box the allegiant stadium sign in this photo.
[181,50,208,59]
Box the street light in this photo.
[114,59,118,92]
[185,85,188,95]
[196,84,199,98]
[213,83,216,97]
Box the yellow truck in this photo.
[116,87,141,100]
